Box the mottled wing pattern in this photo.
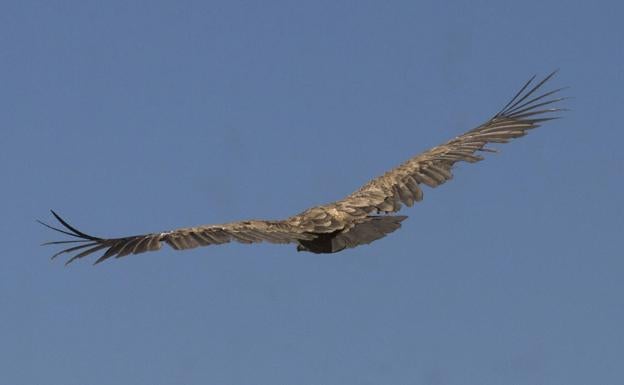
[40,71,565,264]
[318,71,565,219]
[39,210,312,265]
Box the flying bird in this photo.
[40,71,566,265]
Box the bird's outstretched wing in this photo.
[305,71,566,220]
[41,71,565,263]
[39,210,312,265]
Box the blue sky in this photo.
[2,0,623,384]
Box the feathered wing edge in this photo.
[40,71,566,264]
[39,210,312,265]
[326,70,567,216]
[38,210,163,265]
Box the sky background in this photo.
[1,1,623,384]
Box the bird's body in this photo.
[41,71,565,265]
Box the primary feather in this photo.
[40,71,565,265]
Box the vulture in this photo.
[40,71,565,265]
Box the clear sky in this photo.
[2,1,623,384]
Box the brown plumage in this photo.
[40,71,566,265]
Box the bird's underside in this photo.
[40,71,566,265]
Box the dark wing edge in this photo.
[331,70,567,215]
[39,210,311,265]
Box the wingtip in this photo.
[48,210,101,241]
[50,209,60,220]
[542,69,559,83]
[64,255,80,266]
[50,209,63,223]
